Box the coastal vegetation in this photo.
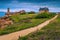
[35,13,56,18]
[0,12,56,35]
[18,14,59,40]
[28,11,35,14]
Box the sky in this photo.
[0,0,60,12]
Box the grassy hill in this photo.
[19,14,60,40]
[0,13,56,35]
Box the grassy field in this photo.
[18,14,60,40]
[0,13,56,35]
[10,14,37,22]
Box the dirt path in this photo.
[0,15,58,40]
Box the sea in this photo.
[0,12,6,17]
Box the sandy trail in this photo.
[0,15,58,40]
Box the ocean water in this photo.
[0,12,5,17]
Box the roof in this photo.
[39,7,49,11]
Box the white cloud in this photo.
[49,7,60,12]
[0,9,7,12]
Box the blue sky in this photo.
[0,0,60,12]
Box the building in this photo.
[39,7,49,13]
[5,8,11,17]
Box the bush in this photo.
[35,13,56,19]
[20,12,26,15]
[28,11,35,14]
[49,13,56,18]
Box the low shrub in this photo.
[35,13,56,19]
[20,12,26,15]
[28,11,35,14]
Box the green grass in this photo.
[0,18,48,35]
[0,13,56,35]
[10,14,37,22]
[35,13,56,19]
[18,14,60,40]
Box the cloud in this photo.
[0,9,7,12]
[49,7,60,12]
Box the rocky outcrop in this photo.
[0,17,13,29]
